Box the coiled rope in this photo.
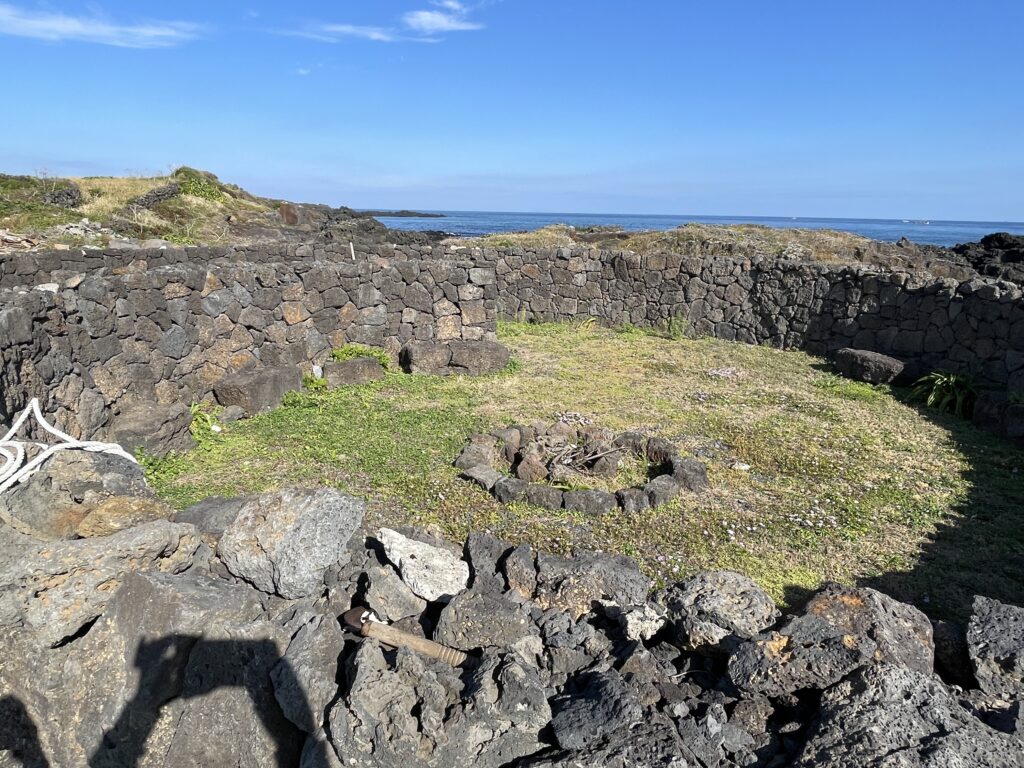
[0,398,138,535]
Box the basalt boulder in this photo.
[657,570,779,653]
[728,583,933,696]
[218,488,364,600]
[832,347,905,385]
[793,664,1024,767]
[967,595,1024,698]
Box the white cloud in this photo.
[299,1,483,45]
[321,23,398,42]
[296,67,312,76]
[402,9,482,33]
[0,3,199,48]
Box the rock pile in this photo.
[456,424,709,515]
[0,476,1021,766]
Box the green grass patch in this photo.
[146,322,1024,620]
[331,344,392,370]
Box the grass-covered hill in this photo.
[0,166,423,247]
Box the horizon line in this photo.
[359,209,1024,226]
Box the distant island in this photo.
[359,209,446,218]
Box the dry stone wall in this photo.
[1,240,1022,446]
[0,248,499,442]
[467,245,1024,391]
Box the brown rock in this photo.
[76,496,175,538]
[515,456,549,483]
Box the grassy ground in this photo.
[145,322,1023,620]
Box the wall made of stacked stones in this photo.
[463,246,1024,390]
[0,249,497,438]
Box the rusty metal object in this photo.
[341,607,473,668]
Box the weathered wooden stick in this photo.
[341,607,472,667]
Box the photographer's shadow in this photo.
[85,634,319,768]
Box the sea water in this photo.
[374,210,1024,248]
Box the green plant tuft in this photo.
[303,373,328,392]
[331,344,391,370]
[910,371,978,419]
[188,402,223,443]
[1009,391,1024,406]
[173,167,223,201]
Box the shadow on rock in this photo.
[89,635,317,768]
[0,695,50,768]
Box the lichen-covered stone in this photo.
[219,488,364,599]
[729,583,933,696]
[376,527,469,603]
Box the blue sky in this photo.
[1,1,1022,220]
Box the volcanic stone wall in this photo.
[1,240,1022,443]
[468,246,1024,391]
[0,249,498,438]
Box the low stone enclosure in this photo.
[456,424,710,514]
[0,238,1022,451]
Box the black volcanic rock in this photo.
[953,232,1024,287]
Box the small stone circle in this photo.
[454,421,709,514]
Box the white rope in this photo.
[0,398,138,497]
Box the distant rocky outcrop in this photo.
[952,232,1024,287]
[0,463,1021,766]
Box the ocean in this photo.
[374,211,1024,248]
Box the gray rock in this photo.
[644,436,678,465]
[535,551,650,618]
[503,544,537,600]
[657,570,779,652]
[323,358,385,387]
[494,477,529,503]
[219,488,364,599]
[615,487,650,514]
[669,455,709,492]
[330,643,549,768]
[376,527,469,602]
[454,435,499,470]
[614,602,668,642]
[460,464,504,491]
[400,340,452,375]
[0,520,199,647]
[448,340,511,375]
[968,595,1024,698]
[364,563,427,622]
[550,670,642,751]
[213,364,302,416]
[793,664,1024,767]
[434,589,536,651]
[0,450,152,539]
[832,347,905,384]
[464,532,513,593]
[518,714,689,768]
[174,495,251,537]
[219,404,246,422]
[729,583,934,696]
[526,483,564,510]
[644,475,681,506]
[272,613,345,734]
[107,400,196,458]
[0,569,271,767]
[149,621,302,768]
[562,489,617,515]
